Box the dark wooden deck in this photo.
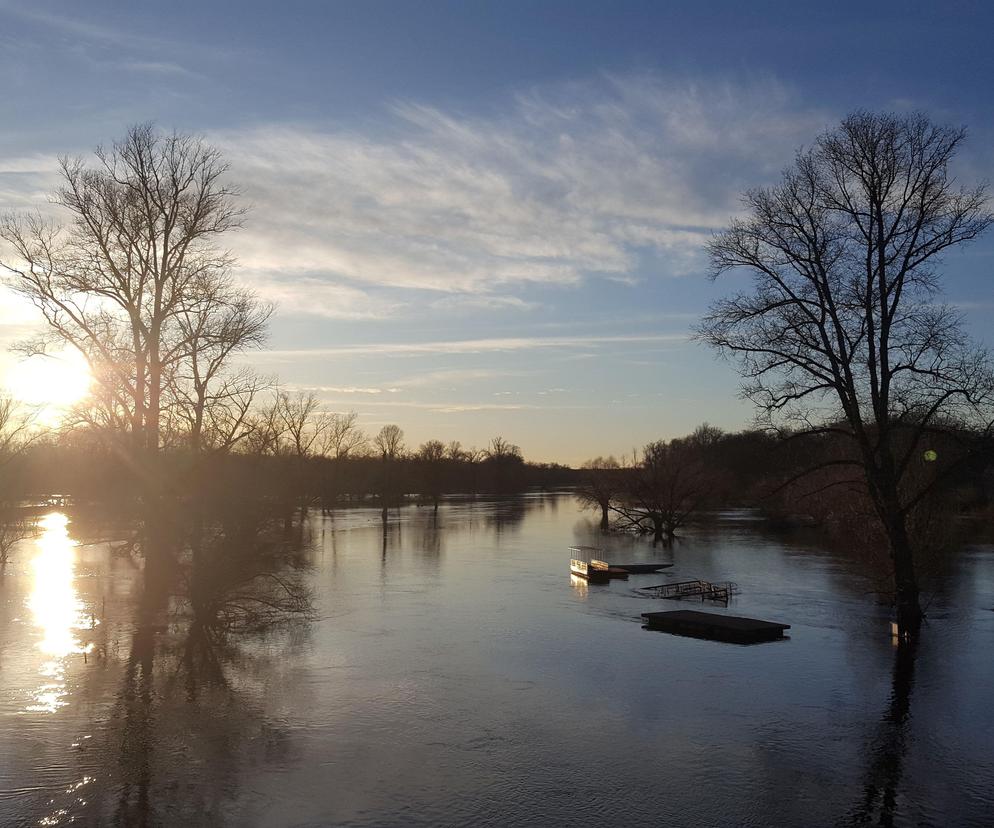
[641,610,790,644]
[611,562,674,574]
[589,559,629,579]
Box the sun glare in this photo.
[6,351,91,421]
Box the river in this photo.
[0,494,991,826]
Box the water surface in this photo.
[1,495,992,826]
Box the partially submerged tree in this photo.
[699,111,994,637]
[611,439,715,543]
[576,456,624,532]
[374,424,405,515]
[417,439,447,514]
[484,435,524,491]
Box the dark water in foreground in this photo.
[1,495,992,827]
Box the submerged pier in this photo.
[639,579,737,604]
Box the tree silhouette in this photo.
[700,111,994,637]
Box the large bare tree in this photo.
[699,112,994,637]
[1,123,243,464]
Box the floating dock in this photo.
[589,559,629,579]
[568,546,672,575]
[610,562,674,574]
[570,558,611,583]
[641,609,790,644]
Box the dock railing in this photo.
[638,579,738,605]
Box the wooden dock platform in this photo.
[589,559,629,579]
[610,562,674,574]
[641,610,790,644]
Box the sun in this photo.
[6,350,92,422]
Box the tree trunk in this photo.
[599,502,609,532]
[872,458,924,639]
[651,515,664,545]
[888,512,923,638]
[147,356,161,455]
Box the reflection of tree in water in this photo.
[103,504,315,826]
[380,511,402,568]
[847,638,918,827]
[420,512,442,556]
[485,497,528,536]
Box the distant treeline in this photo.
[0,431,577,509]
[3,422,990,526]
[575,423,994,544]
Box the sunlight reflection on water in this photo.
[0,498,992,826]
[568,573,589,597]
[25,512,94,713]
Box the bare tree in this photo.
[417,439,447,514]
[0,517,31,565]
[0,394,39,509]
[463,446,486,464]
[483,435,524,492]
[242,395,287,457]
[277,391,327,460]
[486,436,522,461]
[576,456,623,532]
[0,394,37,462]
[320,410,368,459]
[373,424,405,460]
[166,272,272,453]
[611,439,714,543]
[373,424,405,515]
[699,111,994,637]
[1,123,243,464]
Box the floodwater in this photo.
[1,495,992,827]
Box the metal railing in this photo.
[638,579,738,604]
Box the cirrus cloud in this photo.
[215,73,831,314]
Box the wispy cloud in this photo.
[390,368,520,388]
[0,72,829,324]
[300,386,399,395]
[252,333,687,360]
[246,272,396,320]
[214,74,829,311]
[430,294,538,312]
[119,60,198,78]
[312,398,543,414]
[1,4,169,50]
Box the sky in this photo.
[1,0,993,464]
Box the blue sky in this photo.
[1,0,993,463]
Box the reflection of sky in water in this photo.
[26,512,94,713]
[1,498,992,826]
